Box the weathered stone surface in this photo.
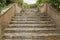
[3,9,59,40]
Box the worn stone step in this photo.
[5,30,57,34]
[15,13,40,16]
[13,16,50,18]
[5,28,56,31]
[13,17,49,19]
[15,12,40,16]
[12,19,51,21]
[3,38,57,40]
[12,18,51,21]
[2,39,44,40]
[4,38,58,40]
[4,33,60,37]
[10,22,50,24]
[12,18,40,21]
[8,24,55,27]
[3,35,58,39]
[39,13,49,16]
[7,26,56,28]
[15,13,48,16]
[12,16,51,19]
[10,21,53,24]
[3,8,59,40]
[40,19,51,21]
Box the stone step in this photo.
[13,16,50,18]
[12,19,51,21]
[12,18,51,21]
[5,30,57,34]
[13,17,49,19]
[2,37,58,40]
[5,28,56,31]
[8,24,55,27]
[15,13,38,15]
[10,22,51,24]
[4,33,60,37]
[3,36,59,39]
[12,18,40,21]
[12,17,50,19]
[15,13,40,16]
[3,38,58,40]
[7,26,56,28]
[10,21,53,24]
[13,12,50,16]
[39,13,49,16]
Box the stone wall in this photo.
[40,4,46,13]
[40,3,60,33]
[0,3,22,39]
[39,3,60,40]
[47,5,60,33]
[15,3,22,13]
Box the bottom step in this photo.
[4,37,59,40]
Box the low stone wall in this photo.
[47,5,60,32]
[40,4,46,13]
[0,3,22,38]
[0,4,15,39]
[40,3,60,33]
[0,3,22,26]
[47,4,60,40]
[15,4,22,13]
[40,3,60,40]
[0,5,15,26]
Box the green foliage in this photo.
[23,3,37,8]
[0,0,6,12]
[36,0,45,7]
[36,0,60,11]
[6,0,12,5]
[0,0,6,7]
[0,0,13,12]
[17,0,23,7]
[48,0,60,11]
[23,3,30,8]
[29,4,37,8]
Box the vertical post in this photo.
[46,0,48,13]
[44,0,48,16]
[12,0,17,14]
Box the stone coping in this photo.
[0,4,14,16]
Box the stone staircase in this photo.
[3,9,60,40]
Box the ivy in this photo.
[17,0,23,7]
